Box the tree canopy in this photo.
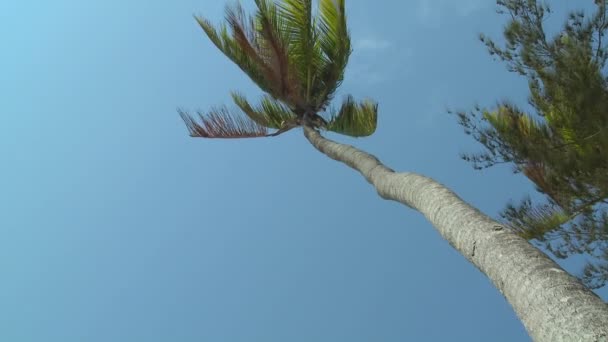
[455,0,608,288]
[180,0,377,139]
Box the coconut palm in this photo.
[180,0,608,340]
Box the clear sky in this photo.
[2,0,606,341]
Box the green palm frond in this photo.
[314,0,350,109]
[179,107,269,138]
[325,96,377,137]
[231,92,296,129]
[278,0,319,102]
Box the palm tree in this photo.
[180,0,608,340]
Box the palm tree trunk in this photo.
[303,126,608,342]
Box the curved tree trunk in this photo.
[303,126,608,342]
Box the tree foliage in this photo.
[455,0,608,288]
[180,0,377,138]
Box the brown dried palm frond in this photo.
[179,107,269,138]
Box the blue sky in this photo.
[2,0,605,341]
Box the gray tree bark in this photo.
[303,126,608,342]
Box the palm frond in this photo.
[231,92,296,129]
[314,0,351,109]
[277,0,321,104]
[253,0,302,106]
[178,106,269,138]
[325,95,377,137]
[195,7,278,97]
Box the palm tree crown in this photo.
[180,0,378,138]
